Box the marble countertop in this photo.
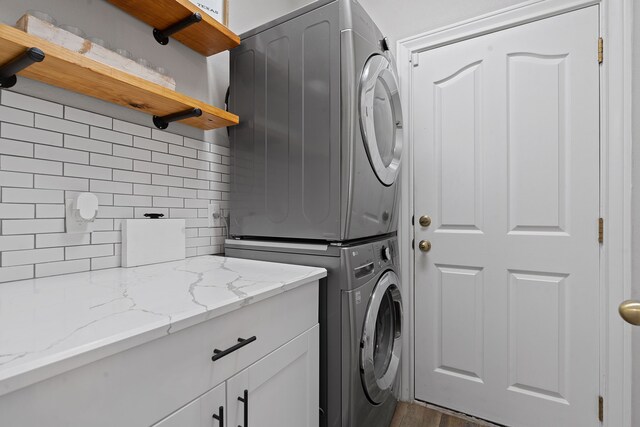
[0,256,326,397]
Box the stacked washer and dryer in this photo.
[225,1,404,426]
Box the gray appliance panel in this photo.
[230,0,401,242]
[230,1,342,241]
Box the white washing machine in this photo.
[225,234,403,427]
[229,0,403,242]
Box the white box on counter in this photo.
[122,219,186,267]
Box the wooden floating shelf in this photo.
[107,0,240,57]
[0,24,239,131]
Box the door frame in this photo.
[396,0,633,426]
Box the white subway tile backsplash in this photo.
[2,91,63,117]
[113,169,151,184]
[35,115,89,137]
[152,174,182,187]
[197,170,221,182]
[169,165,197,178]
[133,160,167,175]
[0,171,33,188]
[152,197,183,208]
[0,94,227,281]
[168,187,197,198]
[113,194,151,207]
[169,145,197,158]
[113,120,150,138]
[91,255,120,270]
[34,175,88,192]
[184,137,209,151]
[184,178,209,190]
[210,182,230,192]
[1,155,62,175]
[169,208,198,218]
[152,152,183,166]
[36,233,90,248]
[0,265,34,283]
[0,105,34,126]
[2,123,63,147]
[91,127,133,146]
[0,203,34,219]
[2,247,63,267]
[36,204,66,218]
[64,163,112,180]
[197,190,220,200]
[133,184,168,197]
[0,235,34,251]
[152,129,183,145]
[0,138,34,157]
[198,151,222,163]
[91,231,121,244]
[90,153,132,170]
[35,145,89,164]
[36,259,90,278]
[97,206,134,218]
[184,158,209,171]
[2,188,63,204]
[2,219,65,235]
[65,107,112,129]
[210,145,230,156]
[66,244,113,260]
[90,180,132,194]
[113,145,151,161]
[134,136,167,153]
[64,135,112,155]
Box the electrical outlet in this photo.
[208,203,221,227]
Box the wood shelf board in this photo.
[107,0,240,57]
[0,25,238,130]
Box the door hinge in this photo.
[598,37,604,64]
[411,215,415,226]
[598,395,604,422]
[598,218,604,243]
[411,239,415,250]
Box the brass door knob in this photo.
[418,240,431,252]
[419,215,432,227]
[619,300,640,326]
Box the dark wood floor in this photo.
[391,402,499,427]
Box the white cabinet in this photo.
[0,282,319,427]
[154,382,225,427]
[227,325,319,427]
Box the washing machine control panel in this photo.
[373,240,395,269]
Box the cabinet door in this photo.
[153,382,225,427]
[227,325,319,427]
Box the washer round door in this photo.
[359,54,403,186]
[360,270,403,404]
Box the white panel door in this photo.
[227,325,319,427]
[413,7,600,427]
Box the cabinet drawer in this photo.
[0,282,318,427]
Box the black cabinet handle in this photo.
[212,405,223,427]
[237,389,248,427]
[211,336,257,362]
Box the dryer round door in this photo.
[360,270,403,404]
[359,54,403,186]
